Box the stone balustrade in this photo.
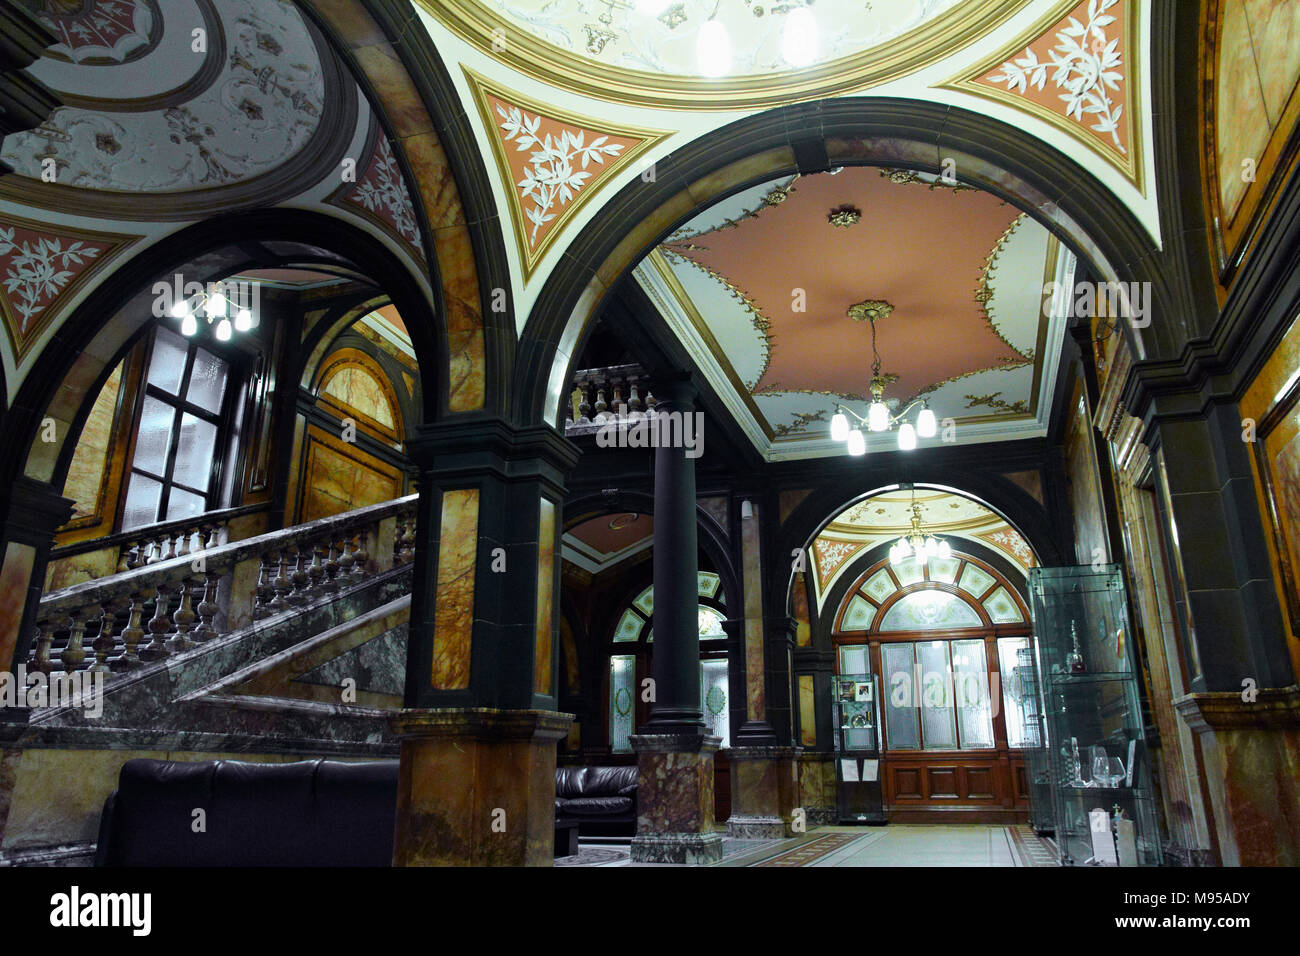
[565,364,656,436]
[30,495,418,679]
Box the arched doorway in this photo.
[832,549,1035,822]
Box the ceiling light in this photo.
[917,406,937,438]
[781,7,818,67]
[830,307,939,454]
[215,318,232,342]
[898,422,917,451]
[698,20,731,77]
[889,495,949,569]
[830,411,850,442]
[205,290,227,319]
[180,313,198,337]
[170,299,190,319]
[172,281,256,341]
[235,308,253,332]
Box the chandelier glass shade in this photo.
[889,502,952,568]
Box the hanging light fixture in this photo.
[888,493,951,568]
[173,281,256,340]
[829,303,937,453]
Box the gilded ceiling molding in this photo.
[0,212,140,363]
[664,176,800,245]
[975,212,1036,361]
[424,0,1032,112]
[939,0,1145,192]
[464,67,672,282]
[658,246,773,388]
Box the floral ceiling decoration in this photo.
[0,214,139,363]
[465,68,672,281]
[327,121,427,264]
[810,488,1037,607]
[941,0,1143,190]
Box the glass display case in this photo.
[1014,644,1055,835]
[1028,565,1161,866]
[833,644,885,823]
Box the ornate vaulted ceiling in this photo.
[418,0,1156,329]
[810,487,1036,609]
[563,511,655,573]
[637,166,1074,455]
[0,0,428,394]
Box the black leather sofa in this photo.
[555,765,638,836]
[95,757,398,866]
[96,758,639,865]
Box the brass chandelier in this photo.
[889,498,951,567]
[830,304,936,454]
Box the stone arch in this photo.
[774,474,1061,624]
[512,96,1181,431]
[3,209,440,497]
[563,489,741,622]
[297,0,516,418]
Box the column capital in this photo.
[651,372,697,410]
[404,417,580,495]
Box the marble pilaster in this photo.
[726,745,802,838]
[390,707,572,866]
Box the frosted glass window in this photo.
[892,555,924,587]
[958,563,996,598]
[928,555,960,584]
[609,656,636,752]
[186,347,229,409]
[122,474,162,532]
[133,396,175,476]
[697,572,721,598]
[952,639,994,749]
[173,414,217,490]
[983,586,1025,623]
[147,327,187,394]
[165,486,206,521]
[997,636,1034,748]
[916,641,957,749]
[879,590,982,631]
[839,644,868,674]
[700,660,729,747]
[698,606,726,639]
[842,594,875,630]
[613,609,643,642]
[633,586,654,616]
[882,642,920,749]
[862,568,897,603]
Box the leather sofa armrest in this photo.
[93,791,118,868]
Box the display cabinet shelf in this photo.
[1028,565,1162,867]
[832,650,885,823]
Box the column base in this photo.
[727,745,802,838]
[1174,685,1300,866]
[631,832,723,864]
[389,707,572,867]
[630,733,719,864]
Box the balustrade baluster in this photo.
[60,610,87,672]
[268,552,291,611]
[350,533,369,581]
[307,543,326,593]
[321,542,341,593]
[166,581,196,653]
[287,548,309,605]
[88,602,118,675]
[140,584,172,661]
[192,573,220,642]
[31,623,53,675]
[112,594,147,671]
[336,536,356,582]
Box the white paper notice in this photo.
[840,758,859,782]
[861,759,879,782]
[1089,809,1118,865]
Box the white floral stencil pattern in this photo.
[350,135,421,249]
[0,227,103,333]
[987,0,1126,153]
[497,104,625,244]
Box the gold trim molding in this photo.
[424,0,1034,112]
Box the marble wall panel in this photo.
[432,488,479,690]
[534,498,555,696]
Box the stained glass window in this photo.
[700,660,729,747]
[879,590,982,631]
[609,656,636,753]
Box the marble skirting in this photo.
[726,815,788,839]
